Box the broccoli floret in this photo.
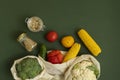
[16,58,43,80]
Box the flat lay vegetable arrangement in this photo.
[10,16,102,80]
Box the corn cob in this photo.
[63,43,81,62]
[77,29,101,56]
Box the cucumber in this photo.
[39,44,47,60]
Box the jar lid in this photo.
[26,16,45,32]
[17,33,26,42]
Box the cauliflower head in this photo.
[72,60,99,80]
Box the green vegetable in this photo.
[87,64,99,78]
[39,44,47,60]
[16,58,42,80]
[73,63,79,69]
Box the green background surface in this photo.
[0,0,120,80]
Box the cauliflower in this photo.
[71,60,99,80]
[15,58,43,80]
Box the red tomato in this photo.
[46,31,58,42]
[47,50,64,64]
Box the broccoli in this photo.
[16,58,43,80]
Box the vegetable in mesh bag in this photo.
[64,54,100,80]
[11,55,53,80]
[38,51,76,80]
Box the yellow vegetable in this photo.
[77,29,101,56]
[61,36,74,48]
[63,43,81,62]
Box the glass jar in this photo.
[17,33,37,52]
[25,16,45,32]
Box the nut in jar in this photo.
[26,16,45,32]
[17,33,37,52]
